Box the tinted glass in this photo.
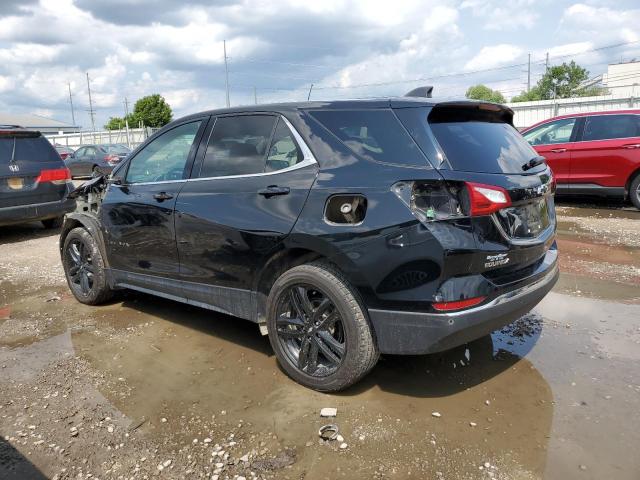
[199,115,276,177]
[126,121,201,183]
[523,118,576,145]
[0,135,60,164]
[582,115,640,141]
[265,118,303,172]
[309,109,429,167]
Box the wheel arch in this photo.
[625,167,640,199]
[59,213,110,269]
[253,239,369,327]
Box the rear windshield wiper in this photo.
[522,155,546,171]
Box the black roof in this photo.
[177,97,512,123]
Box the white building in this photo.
[602,60,640,97]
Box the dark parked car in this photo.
[522,110,640,209]
[60,97,558,391]
[1,126,75,228]
[65,143,131,177]
[54,144,75,160]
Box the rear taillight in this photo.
[392,181,511,222]
[104,154,120,165]
[37,168,71,185]
[466,182,511,216]
[433,296,486,312]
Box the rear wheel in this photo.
[266,261,379,391]
[62,227,113,305]
[630,174,640,210]
[42,216,63,229]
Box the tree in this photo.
[511,61,607,102]
[129,94,172,128]
[465,84,506,103]
[105,116,127,130]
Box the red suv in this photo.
[522,110,640,209]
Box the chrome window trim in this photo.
[124,115,318,186]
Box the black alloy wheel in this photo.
[275,284,346,376]
[66,238,95,296]
[266,262,379,391]
[62,227,113,305]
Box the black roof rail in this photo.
[404,86,433,98]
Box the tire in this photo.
[266,261,379,391]
[62,227,113,305]
[630,174,640,210]
[41,216,63,229]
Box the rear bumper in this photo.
[368,253,559,355]
[0,198,76,227]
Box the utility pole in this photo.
[253,86,258,105]
[68,83,76,126]
[527,53,531,92]
[123,97,131,148]
[307,83,314,101]
[545,52,549,71]
[86,72,96,133]
[223,40,230,107]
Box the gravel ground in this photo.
[1,199,639,480]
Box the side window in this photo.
[85,147,96,157]
[582,115,640,141]
[199,115,276,178]
[75,147,85,157]
[265,118,303,172]
[523,118,576,145]
[126,121,202,184]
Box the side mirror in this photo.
[108,176,123,186]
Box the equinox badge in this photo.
[485,253,510,268]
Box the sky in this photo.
[0,0,639,130]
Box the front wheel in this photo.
[266,261,379,391]
[630,174,640,210]
[62,227,113,305]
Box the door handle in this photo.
[550,148,567,153]
[153,192,174,202]
[622,144,640,149]
[258,185,290,198]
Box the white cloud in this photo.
[464,44,524,71]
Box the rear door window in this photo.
[198,115,277,177]
[523,118,577,145]
[582,114,640,141]
[309,109,430,167]
[265,118,303,172]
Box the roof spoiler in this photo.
[404,86,433,98]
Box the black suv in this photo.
[1,126,75,228]
[60,97,558,391]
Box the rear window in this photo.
[309,109,430,167]
[397,106,541,174]
[0,134,60,164]
[582,114,640,141]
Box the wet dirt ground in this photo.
[1,198,639,480]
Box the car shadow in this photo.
[116,291,543,398]
[0,436,47,480]
[555,195,635,211]
[0,222,59,246]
